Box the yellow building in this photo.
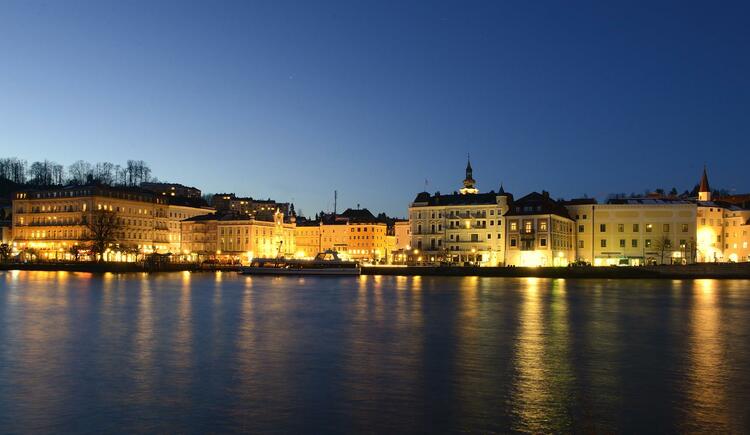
[12,185,211,261]
[180,214,219,259]
[394,220,410,249]
[723,209,750,263]
[217,210,295,262]
[167,199,215,254]
[409,161,511,265]
[293,209,388,263]
[12,185,175,261]
[505,192,575,267]
[294,221,322,258]
[694,167,750,262]
[566,198,697,265]
[341,209,388,263]
[182,210,296,263]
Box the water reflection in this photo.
[682,279,729,432]
[0,271,748,433]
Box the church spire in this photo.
[460,153,478,194]
[698,166,711,201]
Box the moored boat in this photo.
[239,250,361,276]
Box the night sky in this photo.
[2,1,748,217]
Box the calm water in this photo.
[1,271,749,433]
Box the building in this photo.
[140,182,202,199]
[565,198,697,266]
[10,184,212,261]
[294,220,322,258]
[210,193,290,217]
[180,214,218,258]
[394,220,410,249]
[11,185,173,260]
[293,208,389,263]
[338,208,388,263]
[695,168,750,262]
[505,191,575,267]
[167,197,215,254]
[181,210,296,263]
[409,160,511,265]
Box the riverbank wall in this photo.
[2,262,750,279]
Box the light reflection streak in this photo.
[683,279,729,431]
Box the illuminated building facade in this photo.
[409,160,512,265]
[12,185,173,260]
[181,210,296,262]
[293,208,388,263]
[505,192,575,267]
[566,198,697,265]
[695,168,750,262]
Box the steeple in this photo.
[498,183,505,194]
[459,154,478,194]
[698,166,711,201]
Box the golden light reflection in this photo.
[511,277,573,432]
[683,279,728,431]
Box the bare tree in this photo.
[68,160,93,184]
[653,236,673,265]
[84,209,122,261]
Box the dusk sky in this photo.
[2,1,748,217]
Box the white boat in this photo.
[239,250,361,276]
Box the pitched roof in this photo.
[339,208,379,223]
[411,190,511,206]
[505,192,572,219]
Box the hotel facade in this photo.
[409,161,511,265]
[11,185,211,261]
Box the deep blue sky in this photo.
[2,1,748,217]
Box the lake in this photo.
[1,271,749,433]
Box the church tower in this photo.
[698,166,711,201]
[459,155,479,195]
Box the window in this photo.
[600,224,606,232]
[540,238,547,247]
[539,221,548,231]
[487,234,491,239]
[583,214,587,220]
[681,224,688,232]
[646,224,653,232]
[618,224,624,232]
[663,224,670,233]
[645,239,651,248]
[578,225,584,233]
[633,224,639,232]
[524,221,533,233]
[578,240,584,248]
[619,239,625,247]
[680,240,686,248]
[601,239,607,248]
[510,238,517,247]
[510,222,517,231]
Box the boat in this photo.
[239,250,361,276]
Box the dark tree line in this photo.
[0,157,157,188]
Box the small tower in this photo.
[459,154,479,195]
[698,166,711,201]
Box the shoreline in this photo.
[2,262,750,279]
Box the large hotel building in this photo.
[11,185,211,261]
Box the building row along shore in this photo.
[407,161,750,266]
[2,164,749,267]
